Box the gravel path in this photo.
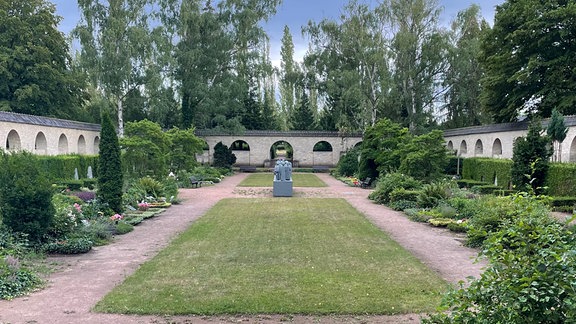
[0,173,484,324]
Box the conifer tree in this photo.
[512,119,552,193]
[97,112,124,213]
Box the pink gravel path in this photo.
[0,173,484,324]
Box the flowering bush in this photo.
[137,201,150,211]
[109,214,123,222]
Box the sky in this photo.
[51,0,505,65]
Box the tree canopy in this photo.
[481,0,576,122]
[0,0,85,119]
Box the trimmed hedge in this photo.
[546,163,576,196]
[462,158,513,189]
[456,179,489,188]
[37,155,98,181]
[471,185,503,195]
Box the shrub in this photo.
[428,218,455,227]
[425,195,576,323]
[136,176,164,198]
[417,181,454,208]
[0,152,54,242]
[388,200,419,211]
[447,221,467,233]
[389,188,420,203]
[114,222,134,235]
[369,172,422,204]
[43,237,93,254]
[213,142,236,169]
[470,185,502,195]
[461,158,513,189]
[71,191,96,202]
[97,112,124,214]
[0,256,42,300]
[336,147,360,177]
[455,179,488,188]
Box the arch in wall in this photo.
[77,135,86,154]
[58,134,69,154]
[35,132,48,155]
[270,140,294,161]
[570,137,576,162]
[93,137,100,154]
[313,141,333,152]
[459,140,468,154]
[5,130,21,151]
[447,141,454,150]
[230,140,250,151]
[474,139,483,156]
[492,138,503,156]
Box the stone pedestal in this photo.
[273,180,293,197]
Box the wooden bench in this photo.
[189,176,202,188]
[359,177,372,188]
[312,165,331,173]
[238,165,257,172]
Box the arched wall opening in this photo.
[58,134,69,154]
[474,139,483,156]
[231,140,251,165]
[459,140,468,155]
[270,141,294,165]
[35,132,48,155]
[93,137,100,154]
[492,138,503,156]
[6,130,21,151]
[78,135,86,154]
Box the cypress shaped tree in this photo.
[97,112,124,213]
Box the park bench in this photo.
[189,176,202,188]
[238,165,257,172]
[359,177,372,188]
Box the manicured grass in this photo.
[94,198,446,315]
[238,173,327,187]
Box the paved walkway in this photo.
[0,173,484,324]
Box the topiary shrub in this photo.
[213,142,236,169]
[97,112,124,214]
[0,152,54,242]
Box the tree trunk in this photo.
[117,98,124,137]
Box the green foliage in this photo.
[0,0,86,119]
[0,255,42,300]
[398,130,448,182]
[290,91,316,130]
[511,119,552,193]
[121,119,169,178]
[546,163,576,196]
[547,109,568,162]
[360,118,409,179]
[114,222,134,235]
[42,237,93,254]
[336,147,360,177]
[36,155,99,182]
[426,194,576,323]
[417,181,454,209]
[48,194,83,239]
[455,178,489,188]
[213,142,236,169]
[480,0,576,122]
[368,172,422,204]
[461,157,513,189]
[166,127,204,172]
[0,152,54,242]
[97,112,124,214]
[470,185,502,195]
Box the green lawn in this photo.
[94,198,446,316]
[238,173,327,187]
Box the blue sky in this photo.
[51,0,505,64]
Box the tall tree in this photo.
[97,112,124,214]
[304,0,391,131]
[481,0,576,122]
[74,0,158,136]
[385,0,448,132]
[442,4,489,128]
[279,25,298,129]
[511,118,552,194]
[0,0,85,119]
[546,109,568,162]
[290,91,315,130]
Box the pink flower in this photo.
[73,203,82,213]
[110,214,123,221]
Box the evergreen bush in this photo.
[0,152,54,242]
[97,113,124,213]
[213,142,236,169]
